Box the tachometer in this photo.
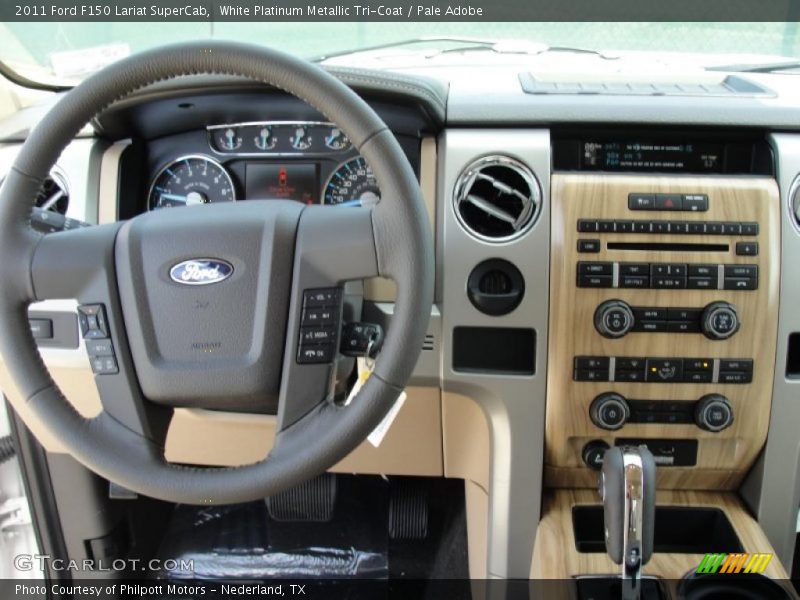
[148,156,236,210]
[322,156,380,206]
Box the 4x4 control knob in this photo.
[589,393,630,431]
[582,440,611,470]
[695,394,734,432]
[594,300,635,339]
[701,302,740,340]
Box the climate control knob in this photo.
[695,394,734,432]
[701,302,740,340]
[589,393,630,431]
[594,300,635,339]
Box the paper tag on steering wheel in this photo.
[344,357,372,407]
[368,389,406,448]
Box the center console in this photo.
[546,172,779,489]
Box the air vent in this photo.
[34,168,69,215]
[454,156,541,242]
[422,334,435,351]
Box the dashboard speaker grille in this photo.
[454,156,541,242]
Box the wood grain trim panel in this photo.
[531,489,789,580]
[546,174,780,489]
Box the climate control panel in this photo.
[546,173,779,488]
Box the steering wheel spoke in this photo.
[30,224,171,444]
[276,204,379,430]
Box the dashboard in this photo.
[4,66,800,580]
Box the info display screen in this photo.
[582,141,725,172]
[245,163,318,204]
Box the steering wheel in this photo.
[0,42,433,504]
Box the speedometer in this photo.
[322,156,380,206]
[148,155,236,211]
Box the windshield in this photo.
[2,22,799,86]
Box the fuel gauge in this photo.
[254,126,277,151]
[215,127,243,152]
[289,125,313,151]
[324,127,350,151]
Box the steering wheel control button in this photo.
[28,318,53,339]
[340,322,384,358]
[594,300,635,338]
[582,440,610,470]
[701,302,740,340]
[90,356,119,375]
[78,304,109,339]
[297,287,342,364]
[85,339,114,357]
[695,394,734,432]
[589,393,630,431]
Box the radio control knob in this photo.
[594,300,635,339]
[695,394,734,432]
[582,440,611,470]
[590,393,630,431]
[701,302,740,340]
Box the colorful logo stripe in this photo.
[696,553,772,574]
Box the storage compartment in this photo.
[572,505,743,554]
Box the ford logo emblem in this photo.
[169,259,233,286]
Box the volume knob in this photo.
[594,300,635,339]
[695,394,734,432]
[589,393,630,431]
[701,302,740,340]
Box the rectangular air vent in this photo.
[519,74,773,98]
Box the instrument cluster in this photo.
[147,121,379,211]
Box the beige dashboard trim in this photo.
[98,139,131,224]
[165,386,443,476]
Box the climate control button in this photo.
[590,393,630,431]
[701,301,740,340]
[695,394,734,432]
[594,300,635,338]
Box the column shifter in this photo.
[599,446,656,600]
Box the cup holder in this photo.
[678,572,794,600]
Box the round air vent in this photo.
[34,168,69,215]
[454,156,541,242]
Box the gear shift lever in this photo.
[599,446,656,600]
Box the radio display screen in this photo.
[582,141,725,172]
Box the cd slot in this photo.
[607,242,729,252]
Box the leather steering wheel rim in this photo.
[0,41,433,504]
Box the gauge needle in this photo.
[160,193,188,203]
